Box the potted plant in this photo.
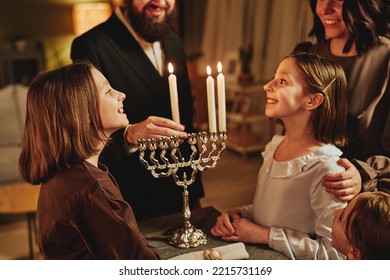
[238,45,254,84]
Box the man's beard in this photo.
[127,1,173,43]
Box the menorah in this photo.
[138,131,227,249]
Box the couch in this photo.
[0,84,28,186]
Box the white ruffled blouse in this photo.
[240,135,347,259]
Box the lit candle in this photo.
[217,61,226,132]
[206,66,217,133]
[168,63,180,123]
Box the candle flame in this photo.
[206,65,212,76]
[217,61,222,73]
[168,63,174,74]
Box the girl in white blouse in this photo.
[211,52,348,259]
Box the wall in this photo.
[0,0,112,70]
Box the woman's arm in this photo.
[353,156,390,194]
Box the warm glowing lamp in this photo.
[72,3,112,35]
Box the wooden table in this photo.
[0,183,40,259]
[138,206,287,260]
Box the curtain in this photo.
[181,0,207,60]
[262,0,313,80]
[198,0,245,74]
[195,0,313,81]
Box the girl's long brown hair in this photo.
[19,62,105,184]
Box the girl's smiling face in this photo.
[263,57,310,121]
[91,67,128,137]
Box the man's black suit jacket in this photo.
[71,13,204,220]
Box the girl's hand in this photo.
[211,209,241,237]
[221,217,270,245]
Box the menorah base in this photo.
[167,220,207,249]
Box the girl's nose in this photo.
[118,91,125,101]
[263,81,273,93]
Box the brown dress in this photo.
[37,161,160,260]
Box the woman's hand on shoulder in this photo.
[322,158,362,202]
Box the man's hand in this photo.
[322,158,362,202]
[125,116,187,145]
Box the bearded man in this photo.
[71,0,204,221]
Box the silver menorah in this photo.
[138,131,227,249]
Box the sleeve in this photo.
[268,160,347,259]
[382,67,390,155]
[238,204,252,218]
[352,156,390,194]
[75,184,160,260]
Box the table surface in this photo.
[0,183,40,214]
[138,206,287,260]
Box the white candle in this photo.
[206,66,217,133]
[217,61,226,132]
[167,63,180,123]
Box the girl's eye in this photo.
[106,89,112,95]
[279,79,287,85]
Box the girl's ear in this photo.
[305,93,324,110]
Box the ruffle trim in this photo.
[263,135,342,178]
